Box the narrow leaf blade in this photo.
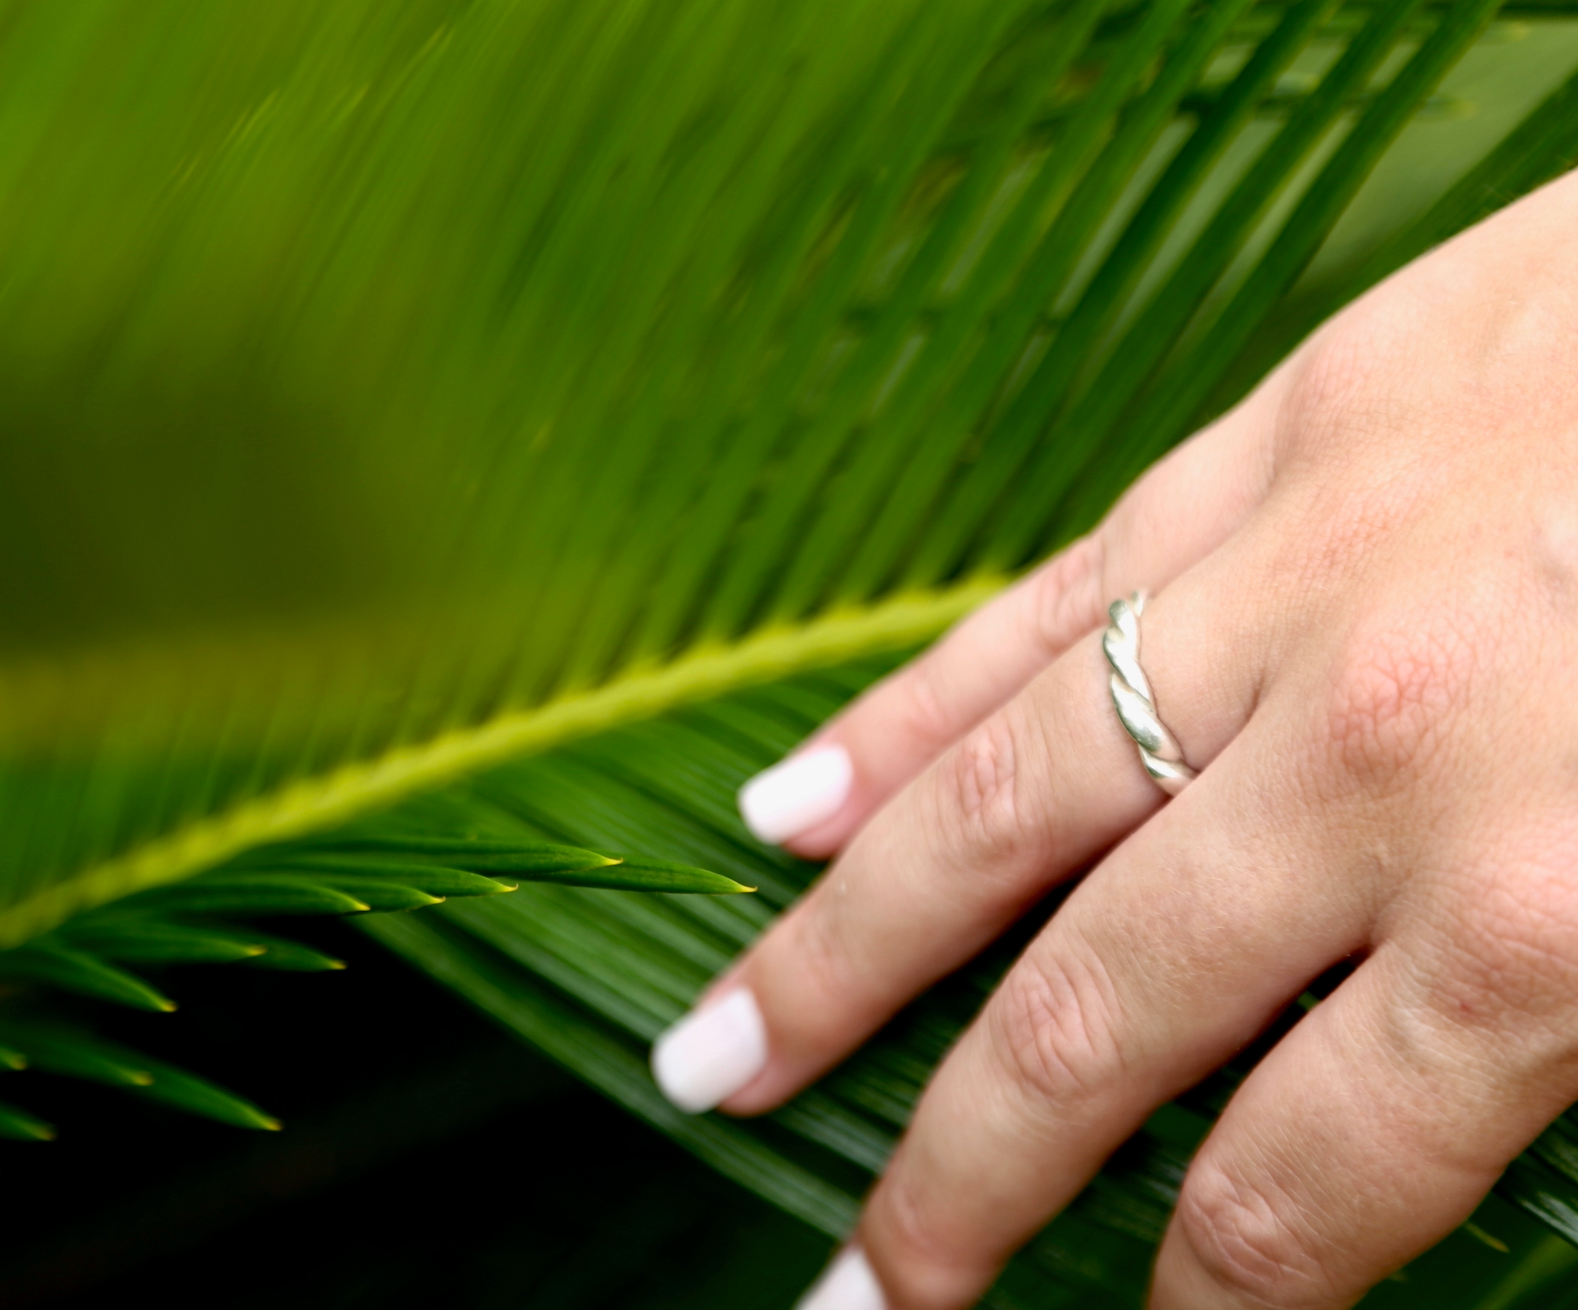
[0,1099,56,1142]
[0,943,176,1012]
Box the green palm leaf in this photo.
[0,0,1022,940]
[0,0,1573,936]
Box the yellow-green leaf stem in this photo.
[0,580,1001,949]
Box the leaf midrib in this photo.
[0,579,1003,949]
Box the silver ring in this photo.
[1103,591,1197,797]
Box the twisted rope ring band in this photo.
[1103,591,1197,797]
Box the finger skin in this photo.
[721,572,1265,1116]
[784,397,1278,860]
[781,169,1578,1308]
[847,722,1368,1309]
[1151,915,1578,1310]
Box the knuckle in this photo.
[866,1173,994,1310]
[936,709,1030,860]
[1176,1159,1333,1310]
[1415,858,1578,1047]
[889,653,959,755]
[988,947,1125,1107]
[1530,510,1578,622]
[1281,301,1415,449]
[1286,319,1384,427]
[1320,620,1477,790]
[781,894,860,1020]
[1026,532,1108,657]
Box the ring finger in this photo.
[653,562,1268,1117]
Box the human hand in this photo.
[651,167,1578,1310]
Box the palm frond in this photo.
[0,1020,277,1138]
[369,667,1578,1304]
[6,0,1577,944]
[0,821,743,1136]
[0,0,1018,938]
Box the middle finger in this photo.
[705,572,1265,1116]
[847,709,1373,1308]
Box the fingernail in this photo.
[651,987,768,1113]
[738,744,853,844]
[796,1247,886,1310]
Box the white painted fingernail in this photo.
[651,987,768,1113]
[738,744,853,844]
[796,1247,886,1310]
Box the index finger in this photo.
[655,568,1264,1118]
[744,396,1278,859]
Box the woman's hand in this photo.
[652,168,1578,1310]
